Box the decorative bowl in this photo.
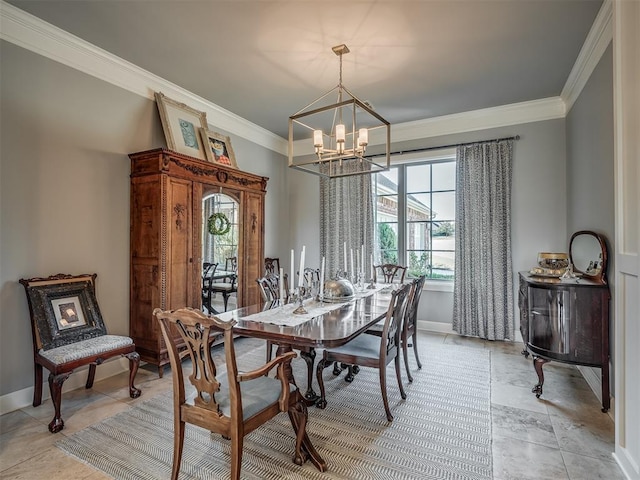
[537,252,569,270]
[321,278,355,303]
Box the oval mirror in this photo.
[569,231,608,283]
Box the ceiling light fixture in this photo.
[288,44,390,179]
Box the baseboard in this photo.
[0,357,130,416]
[417,320,455,335]
[576,365,615,420]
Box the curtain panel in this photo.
[453,140,514,340]
[320,162,374,280]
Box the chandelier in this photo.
[288,44,391,179]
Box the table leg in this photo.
[276,344,327,472]
[299,347,319,403]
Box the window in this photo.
[373,155,456,281]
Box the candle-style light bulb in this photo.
[358,128,368,147]
[313,130,323,148]
[336,124,345,153]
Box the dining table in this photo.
[215,285,398,473]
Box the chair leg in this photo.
[222,293,230,312]
[395,355,407,400]
[48,372,72,433]
[230,435,243,480]
[378,367,393,422]
[287,395,308,466]
[126,351,142,398]
[265,340,273,363]
[33,363,43,407]
[402,334,413,383]
[412,331,422,369]
[86,363,97,389]
[171,419,185,480]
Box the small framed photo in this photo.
[155,91,208,160]
[200,128,238,169]
[51,296,87,330]
[23,276,107,349]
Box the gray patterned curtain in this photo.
[320,161,374,280]
[453,140,514,340]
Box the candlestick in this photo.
[319,256,325,300]
[343,242,348,274]
[350,249,354,279]
[298,246,306,289]
[279,267,284,302]
[290,249,295,294]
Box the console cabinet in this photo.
[129,148,267,375]
[518,272,610,411]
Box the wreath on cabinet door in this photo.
[207,212,231,236]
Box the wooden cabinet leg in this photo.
[532,356,549,398]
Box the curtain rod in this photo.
[367,134,520,159]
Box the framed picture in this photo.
[23,276,107,349]
[200,128,238,169]
[155,91,208,160]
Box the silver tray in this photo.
[321,295,355,303]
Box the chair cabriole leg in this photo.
[48,371,71,433]
[33,363,43,407]
[126,351,142,398]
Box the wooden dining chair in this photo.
[264,257,280,275]
[210,258,238,311]
[316,282,412,421]
[256,273,320,402]
[201,262,218,314]
[367,275,427,382]
[153,307,308,480]
[256,272,288,305]
[373,264,407,284]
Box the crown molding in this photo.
[0,1,288,155]
[561,0,613,112]
[389,97,566,144]
[2,0,583,158]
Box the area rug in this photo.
[57,343,492,479]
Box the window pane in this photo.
[407,251,430,277]
[431,250,455,280]
[407,193,432,221]
[374,169,398,194]
[432,191,455,220]
[406,164,431,193]
[406,221,431,250]
[377,222,398,264]
[432,162,456,190]
[376,194,397,220]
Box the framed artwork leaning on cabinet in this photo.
[200,128,238,168]
[154,91,208,161]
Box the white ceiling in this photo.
[6,0,604,140]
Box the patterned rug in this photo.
[57,343,492,479]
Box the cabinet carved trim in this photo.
[129,148,268,375]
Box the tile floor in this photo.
[0,331,626,480]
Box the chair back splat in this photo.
[153,307,310,480]
[373,264,407,284]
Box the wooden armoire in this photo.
[129,148,268,375]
